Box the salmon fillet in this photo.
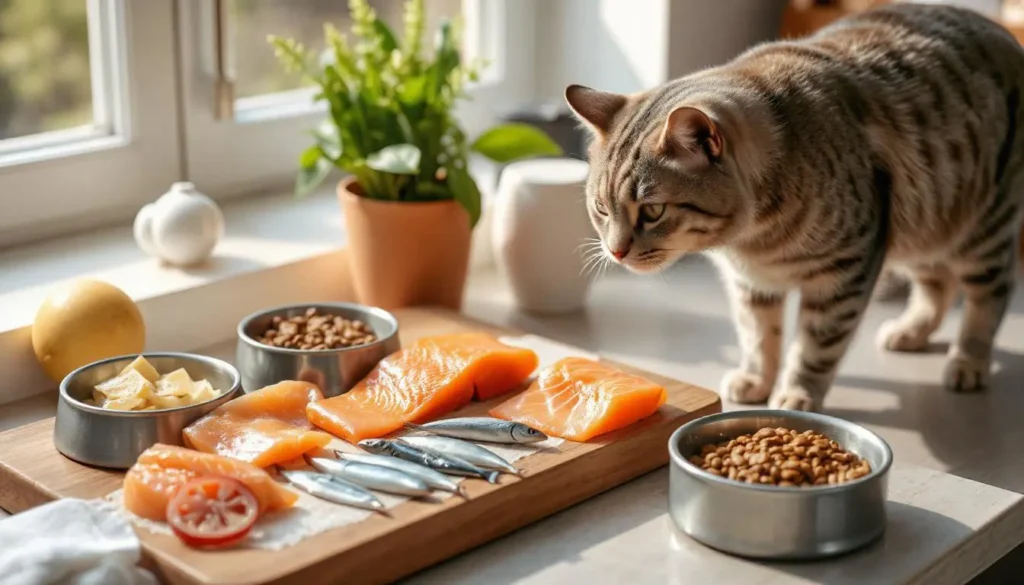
[489,357,667,441]
[412,332,539,400]
[307,332,538,442]
[123,444,297,521]
[183,381,332,468]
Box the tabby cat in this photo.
[565,3,1024,411]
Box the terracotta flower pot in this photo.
[338,177,471,311]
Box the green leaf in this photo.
[366,144,421,175]
[471,123,564,163]
[373,19,399,53]
[446,164,481,228]
[312,123,342,161]
[296,146,333,198]
[398,75,427,104]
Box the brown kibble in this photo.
[780,469,801,482]
[691,426,870,488]
[255,308,378,350]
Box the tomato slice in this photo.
[166,476,258,549]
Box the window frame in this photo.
[174,0,538,200]
[0,0,182,249]
[0,0,538,248]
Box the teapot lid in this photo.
[170,181,197,193]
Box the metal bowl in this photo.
[55,352,241,470]
[668,409,893,560]
[235,302,401,397]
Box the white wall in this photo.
[533,0,787,103]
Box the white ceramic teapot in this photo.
[133,182,224,266]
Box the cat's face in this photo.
[566,85,748,274]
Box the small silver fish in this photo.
[336,451,465,496]
[307,456,432,497]
[400,435,519,475]
[406,418,547,444]
[359,438,500,484]
[279,469,385,512]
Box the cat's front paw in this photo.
[720,369,772,404]
[876,318,931,352]
[768,386,819,412]
[942,352,990,393]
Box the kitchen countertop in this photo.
[4,257,1024,583]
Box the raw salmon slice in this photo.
[307,332,538,442]
[489,357,667,441]
[412,332,539,400]
[123,444,297,521]
[183,381,332,468]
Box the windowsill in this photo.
[0,162,501,406]
[0,186,352,405]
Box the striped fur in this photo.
[566,3,1024,411]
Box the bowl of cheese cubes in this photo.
[54,352,240,469]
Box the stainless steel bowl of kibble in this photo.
[668,409,893,560]
[236,302,401,397]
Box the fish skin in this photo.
[359,439,500,484]
[404,418,548,444]
[400,435,519,475]
[279,469,385,512]
[336,451,465,496]
[306,456,432,497]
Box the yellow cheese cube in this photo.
[151,393,191,409]
[104,397,148,411]
[190,379,220,403]
[120,356,160,384]
[156,368,194,397]
[94,369,155,402]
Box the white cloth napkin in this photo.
[0,498,157,585]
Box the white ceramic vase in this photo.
[133,181,224,267]
[491,158,594,314]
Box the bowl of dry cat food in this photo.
[55,353,241,469]
[668,409,892,560]
[236,302,401,397]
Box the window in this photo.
[0,0,530,248]
[177,0,534,199]
[0,0,180,248]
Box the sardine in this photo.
[400,435,519,475]
[406,418,547,444]
[358,438,500,484]
[307,456,432,497]
[336,451,465,496]
[279,469,385,512]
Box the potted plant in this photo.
[269,0,563,311]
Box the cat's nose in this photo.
[610,241,632,259]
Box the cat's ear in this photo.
[565,85,627,136]
[658,106,723,165]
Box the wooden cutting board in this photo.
[0,307,721,585]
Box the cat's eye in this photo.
[640,203,666,222]
[594,199,609,216]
